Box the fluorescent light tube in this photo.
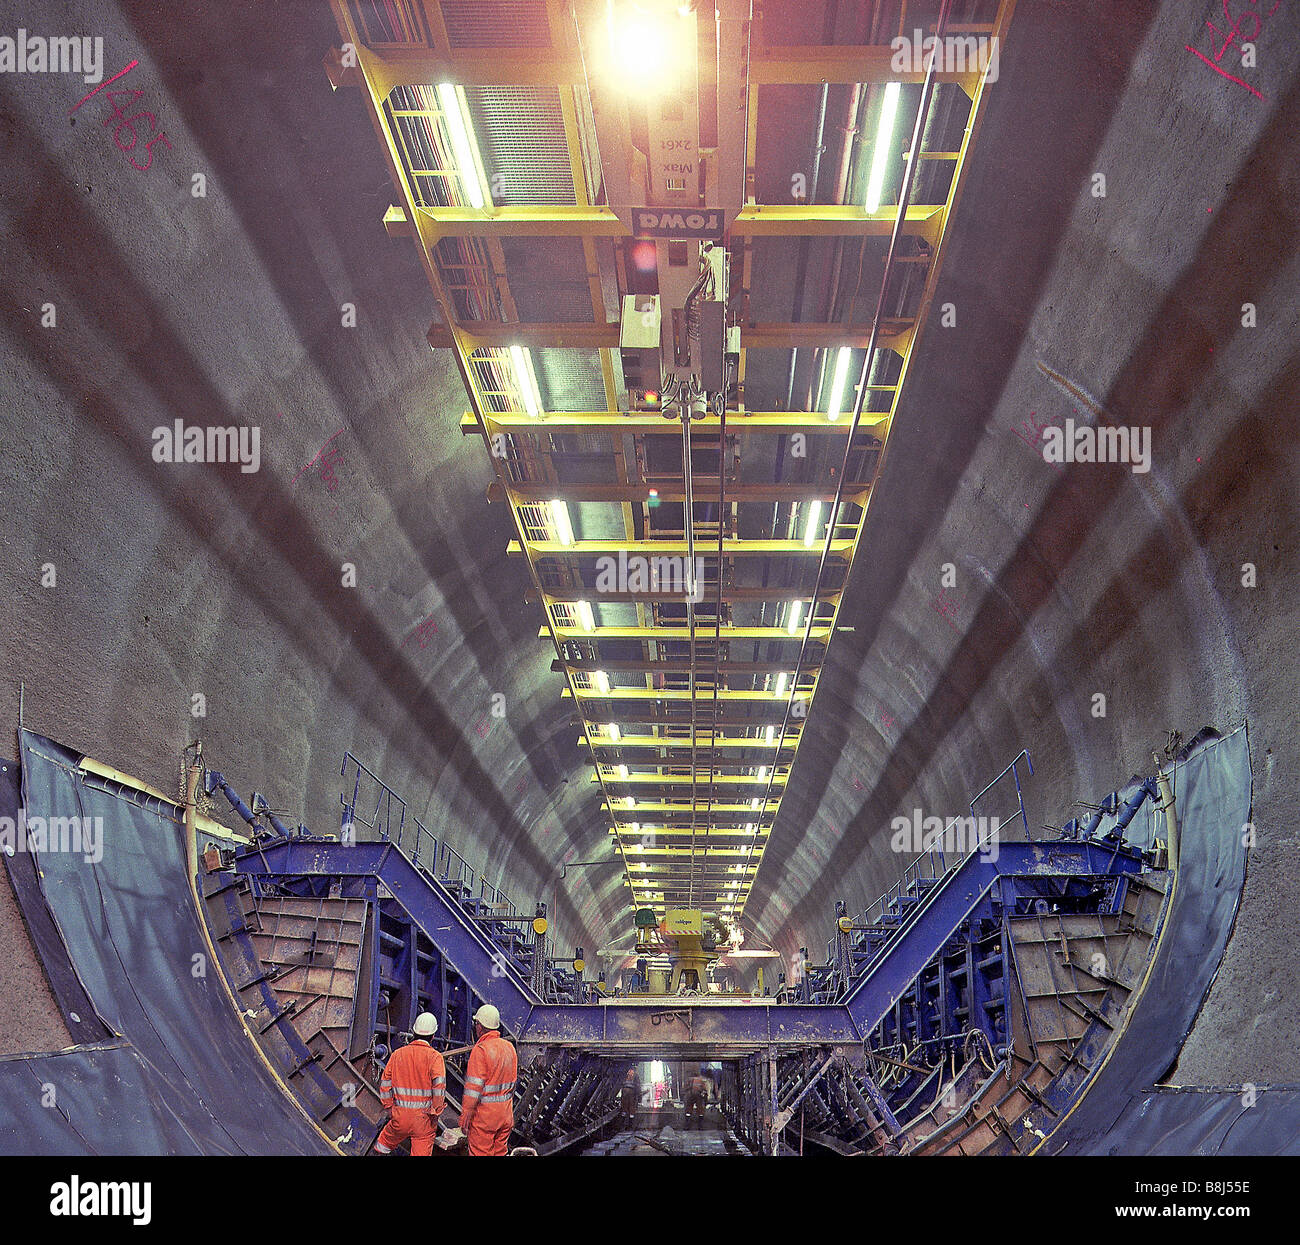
[865,81,901,213]
[436,82,487,210]
[549,498,574,546]
[509,344,542,416]
[826,347,853,421]
[803,501,823,547]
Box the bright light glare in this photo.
[619,764,630,779]
[865,81,902,213]
[509,345,542,416]
[607,722,621,742]
[802,501,822,548]
[577,600,595,632]
[826,347,853,421]
[549,499,574,546]
[774,672,788,697]
[593,669,610,694]
[764,725,775,744]
[786,599,803,635]
[608,10,672,83]
[436,83,486,210]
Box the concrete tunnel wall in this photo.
[0,0,1295,1092]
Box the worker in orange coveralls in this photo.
[374,1013,446,1155]
[459,1004,517,1156]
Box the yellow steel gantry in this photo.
[327,0,1014,924]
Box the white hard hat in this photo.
[473,1004,501,1030]
[413,1013,438,1037]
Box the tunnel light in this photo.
[774,672,788,698]
[436,83,489,210]
[825,347,854,421]
[750,796,761,809]
[607,1,689,89]
[865,82,902,213]
[764,724,775,745]
[624,796,635,808]
[786,600,803,634]
[577,600,595,632]
[619,764,630,779]
[802,500,823,547]
[757,765,769,782]
[509,344,543,416]
[607,722,621,742]
[593,669,610,694]
[549,499,575,546]
[745,823,757,834]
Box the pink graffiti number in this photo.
[100,86,171,170]
[1184,0,1281,100]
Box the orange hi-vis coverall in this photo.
[460,1030,517,1156]
[375,1039,446,1155]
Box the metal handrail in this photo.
[856,751,1034,933]
[340,751,521,918]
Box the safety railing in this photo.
[856,750,1034,931]
[969,748,1034,842]
[340,751,521,917]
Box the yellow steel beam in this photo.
[331,45,585,94]
[568,688,812,703]
[612,819,776,831]
[595,773,789,786]
[549,623,832,641]
[540,587,841,607]
[605,810,774,821]
[750,44,978,85]
[463,411,889,436]
[612,846,761,858]
[503,481,870,504]
[733,204,944,241]
[433,319,912,351]
[396,201,943,242]
[333,42,985,94]
[586,735,799,750]
[512,536,851,557]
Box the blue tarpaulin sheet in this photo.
[0,731,333,1155]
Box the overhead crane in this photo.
[326,0,1014,929]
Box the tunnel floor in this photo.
[580,1116,749,1157]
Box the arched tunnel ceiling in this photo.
[0,0,1296,1085]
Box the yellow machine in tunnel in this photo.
[639,908,731,994]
